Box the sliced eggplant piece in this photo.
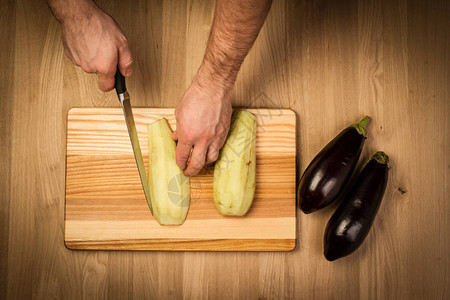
[213,110,257,216]
[148,118,190,225]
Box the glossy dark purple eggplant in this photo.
[298,116,370,213]
[324,152,389,261]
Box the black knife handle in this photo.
[114,69,127,94]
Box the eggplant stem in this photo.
[353,116,371,136]
[372,151,389,165]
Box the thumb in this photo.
[171,131,178,141]
[117,40,133,77]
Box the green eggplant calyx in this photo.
[352,116,371,136]
[372,151,389,165]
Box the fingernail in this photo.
[126,68,132,76]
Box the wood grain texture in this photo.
[65,108,297,251]
[2,0,449,298]
[0,0,15,295]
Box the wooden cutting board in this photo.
[65,108,297,251]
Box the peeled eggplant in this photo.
[148,118,190,225]
[213,110,257,216]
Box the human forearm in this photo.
[173,0,272,176]
[47,0,97,24]
[198,0,273,90]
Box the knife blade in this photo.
[115,70,153,215]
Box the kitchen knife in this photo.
[115,70,153,215]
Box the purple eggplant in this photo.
[298,116,370,213]
[324,152,389,261]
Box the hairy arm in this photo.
[47,0,133,91]
[174,0,272,176]
[200,0,273,90]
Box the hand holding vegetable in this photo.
[173,0,272,176]
[172,71,232,176]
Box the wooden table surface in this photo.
[1,0,448,299]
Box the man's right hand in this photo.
[56,1,133,91]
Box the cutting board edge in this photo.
[64,238,297,252]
